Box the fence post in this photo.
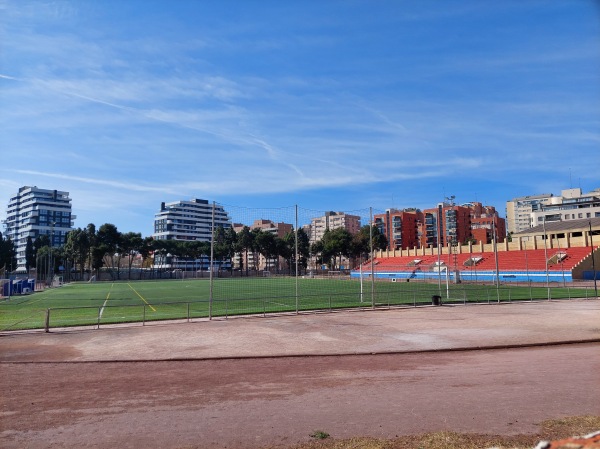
[329,295,332,312]
[413,290,416,307]
[97,307,101,329]
[143,304,146,326]
[187,302,190,322]
[463,289,466,305]
[263,297,266,317]
[45,309,50,333]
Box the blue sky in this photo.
[1,0,599,236]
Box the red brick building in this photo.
[373,209,420,250]
[376,202,506,251]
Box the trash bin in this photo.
[432,295,442,306]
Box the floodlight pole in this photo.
[492,214,500,302]
[542,215,550,300]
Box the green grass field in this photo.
[0,277,596,331]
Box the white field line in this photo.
[99,283,114,319]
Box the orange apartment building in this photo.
[375,202,506,251]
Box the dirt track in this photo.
[1,301,599,448]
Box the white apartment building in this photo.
[3,186,75,272]
[307,211,361,244]
[530,188,600,226]
[152,198,231,269]
[506,188,600,233]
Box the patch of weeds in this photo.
[310,430,330,440]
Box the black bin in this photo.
[432,295,442,306]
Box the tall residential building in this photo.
[505,193,553,234]
[153,198,231,241]
[152,198,231,268]
[419,201,505,249]
[506,188,600,233]
[530,188,600,227]
[3,186,75,272]
[374,209,420,250]
[421,203,472,248]
[307,211,361,244]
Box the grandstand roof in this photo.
[514,217,600,236]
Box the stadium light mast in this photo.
[492,213,500,302]
[542,214,550,301]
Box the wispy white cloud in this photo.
[1,0,598,234]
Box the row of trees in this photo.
[3,221,388,281]
[0,232,17,277]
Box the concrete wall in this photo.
[376,235,595,258]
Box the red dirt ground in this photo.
[2,343,599,449]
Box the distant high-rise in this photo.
[3,186,75,272]
[152,198,231,269]
[153,198,231,242]
[307,211,361,244]
[506,188,600,234]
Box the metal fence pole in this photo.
[209,201,215,320]
[97,307,101,329]
[143,304,146,326]
[295,204,299,315]
[187,302,190,322]
[370,207,375,309]
[45,309,50,333]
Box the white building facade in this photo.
[505,193,553,234]
[506,188,600,233]
[530,188,600,226]
[152,198,231,269]
[3,186,75,272]
[307,211,361,245]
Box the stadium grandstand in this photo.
[352,218,600,284]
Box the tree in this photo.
[25,236,35,273]
[64,228,91,279]
[236,226,254,276]
[311,228,354,270]
[0,232,17,275]
[350,225,388,267]
[96,223,122,280]
[283,228,310,275]
[121,232,143,280]
[138,236,155,276]
[254,230,277,271]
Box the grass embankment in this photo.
[291,416,600,449]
